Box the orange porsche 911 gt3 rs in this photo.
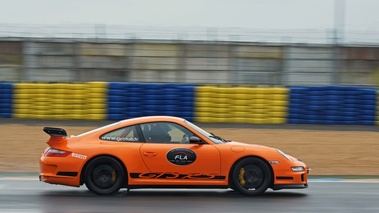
[40,116,310,196]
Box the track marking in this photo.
[0,176,37,181]
[309,178,343,182]
[309,178,379,183]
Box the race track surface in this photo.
[1,177,378,213]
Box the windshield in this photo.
[184,120,226,144]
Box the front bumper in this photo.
[271,161,310,190]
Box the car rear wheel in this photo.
[84,156,125,195]
[231,157,272,196]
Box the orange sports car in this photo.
[39,116,309,196]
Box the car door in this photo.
[137,122,222,182]
[99,124,150,174]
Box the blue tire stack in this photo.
[0,83,13,118]
[288,86,307,124]
[107,82,128,120]
[107,83,195,121]
[288,86,377,125]
[141,83,162,117]
[355,87,377,125]
[173,84,195,121]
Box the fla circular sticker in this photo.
[166,148,196,165]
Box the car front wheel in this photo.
[84,156,125,195]
[231,157,272,196]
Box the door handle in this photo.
[143,152,157,157]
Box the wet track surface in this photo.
[1,177,378,213]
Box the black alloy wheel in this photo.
[84,156,125,195]
[231,157,272,196]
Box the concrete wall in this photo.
[339,47,379,86]
[1,39,378,87]
[0,41,22,81]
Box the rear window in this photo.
[100,125,139,142]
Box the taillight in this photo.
[44,148,71,157]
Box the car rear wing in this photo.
[43,127,68,146]
[43,127,67,137]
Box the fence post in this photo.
[281,45,289,86]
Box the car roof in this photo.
[118,116,186,125]
[75,116,187,137]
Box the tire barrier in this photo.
[288,86,377,125]
[107,83,195,121]
[2,82,378,125]
[0,83,13,118]
[195,86,288,124]
[11,82,107,120]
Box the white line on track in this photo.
[0,176,38,180]
[309,178,379,183]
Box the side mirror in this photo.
[189,136,204,144]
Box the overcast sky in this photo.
[0,0,378,43]
[0,0,377,30]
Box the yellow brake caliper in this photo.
[238,167,245,186]
[111,170,117,183]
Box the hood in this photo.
[226,141,273,150]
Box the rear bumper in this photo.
[40,155,83,187]
[39,174,80,187]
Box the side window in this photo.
[100,125,139,142]
[141,122,194,144]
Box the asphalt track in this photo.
[0,176,378,213]
[1,118,378,213]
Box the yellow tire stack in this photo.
[13,82,108,120]
[49,83,82,120]
[247,88,267,124]
[195,86,288,124]
[13,83,36,119]
[85,82,108,120]
[195,86,218,123]
[62,83,86,120]
[247,88,288,124]
[49,83,86,120]
[228,87,250,123]
[13,83,83,119]
[213,87,235,123]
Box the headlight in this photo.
[291,166,305,172]
[276,149,291,161]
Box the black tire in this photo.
[84,156,125,195]
[231,157,272,196]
